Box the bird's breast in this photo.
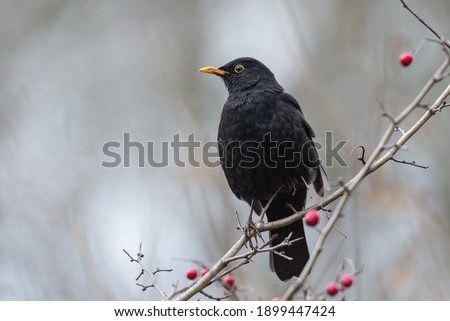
[217,100,313,201]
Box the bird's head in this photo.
[199,57,283,95]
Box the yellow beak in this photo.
[198,66,228,76]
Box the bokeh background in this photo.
[1,0,450,300]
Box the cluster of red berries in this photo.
[303,209,356,297]
[326,274,354,296]
[185,268,235,290]
[269,274,354,300]
[185,267,208,280]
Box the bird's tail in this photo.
[264,187,309,281]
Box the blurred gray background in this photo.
[1,0,450,300]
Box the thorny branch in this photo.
[124,245,233,300]
[123,244,172,299]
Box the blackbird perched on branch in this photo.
[199,57,327,281]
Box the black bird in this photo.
[199,57,326,281]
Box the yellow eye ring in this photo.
[234,64,244,74]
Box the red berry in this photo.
[272,297,281,301]
[186,268,198,280]
[399,52,413,67]
[326,282,339,296]
[304,210,319,226]
[223,275,235,290]
[340,274,353,287]
[200,268,209,277]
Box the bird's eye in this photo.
[234,64,244,74]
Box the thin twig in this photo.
[259,185,283,222]
[400,0,450,49]
[348,145,366,166]
[199,290,231,301]
[123,246,172,300]
[376,97,397,125]
[167,283,190,301]
[391,157,429,169]
[136,283,154,291]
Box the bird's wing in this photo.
[277,92,330,196]
[278,93,316,139]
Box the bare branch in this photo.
[391,157,429,169]
[123,245,172,300]
[199,290,231,301]
[348,145,366,166]
[376,97,397,125]
[123,249,138,263]
[259,185,283,222]
[272,250,294,261]
[400,0,449,49]
[136,283,154,291]
[167,283,190,301]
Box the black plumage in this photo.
[199,57,326,281]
